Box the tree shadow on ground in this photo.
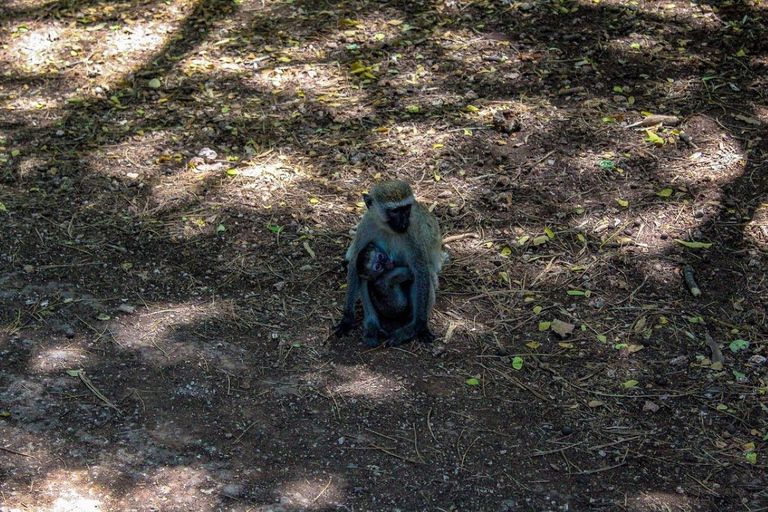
[1,0,768,510]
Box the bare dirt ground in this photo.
[1,0,768,510]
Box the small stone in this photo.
[65,327,76,339]
[23,264,35,274]
[118,304,136,314]
[694,210,704,219]
[669,355,688,366]
[748,355,766,366]
[221,483,245,498]
[198,147,218,161]
[561,425,574,435]
[588,297,606,309]
[660,233,668,240]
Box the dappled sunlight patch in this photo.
[744,203,768,252]
[329,364,405,399]
[113,300,250,371]
[4,23,65,72]
[115,466,217,511]
[31,344,89,373]
[275,474,346,510]
[626,490,699,511]
[42,469,108,512]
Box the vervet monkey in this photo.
[357,241,412,319]
[335,180,442,346]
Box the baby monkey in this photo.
[357,241,412,319]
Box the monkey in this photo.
[357,241,412,319]
[335,180,442,347]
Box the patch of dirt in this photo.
[1,0,768,510]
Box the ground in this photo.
[1,0,767,510]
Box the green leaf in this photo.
[729,339,749,353]
[746,452,757,464]
[622,379,639,388]
[533,306,542,314]
[268,225,284,234]
[597,334,607,343]
[656,188,673,197]
[512,357,523,370]
[66,369,81,377]
[644,129,665,145]
[567,290,585,296]
[406,105,420,114]
[148,78,162,89]
[538,321,551,331]
[374,33,385,41]
[614,343,629,349]
[466,378,480,386]
[217,224,226,233]
[675,239,712,249]
[11,149,20,157]
[0,202,6,212]
[533,235,548,246]
[544,226,555,239]
[732,370,746,379]
[716,404,728,411]
[96,314,111,321]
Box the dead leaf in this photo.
[642,401,660,413]
[551,319,575,338]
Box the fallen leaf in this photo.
[588,400,604,408]
[642,400,660,413]
[729,339,749,353]
[622,379,639,388]
[551,319,575,337]
[675,239,713,249]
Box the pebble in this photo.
[748,355,766,366]
[221,483,245,498]
[118,304,136,314]
[669,355,688,366]
[198,147,218,161]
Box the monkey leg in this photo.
[361,281,387,346]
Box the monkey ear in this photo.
[363,193,373,209]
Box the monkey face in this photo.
[387,204,411,233]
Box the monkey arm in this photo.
[380,266,413,287]
[386,267,434,346]
[360,281,387,346]
[334,263,361,335]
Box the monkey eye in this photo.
[373,262,383,272]
[375,253,385,262]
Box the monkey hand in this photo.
[363,319,387,347]
[386,322,433,346]
[333,316,356,337]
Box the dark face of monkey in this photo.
[358,243,395,280]
[386,204,411,234]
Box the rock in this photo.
[118,303,136,314]
[198,147,218,161]
[748,355,766,366]
[669,355,688,366]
